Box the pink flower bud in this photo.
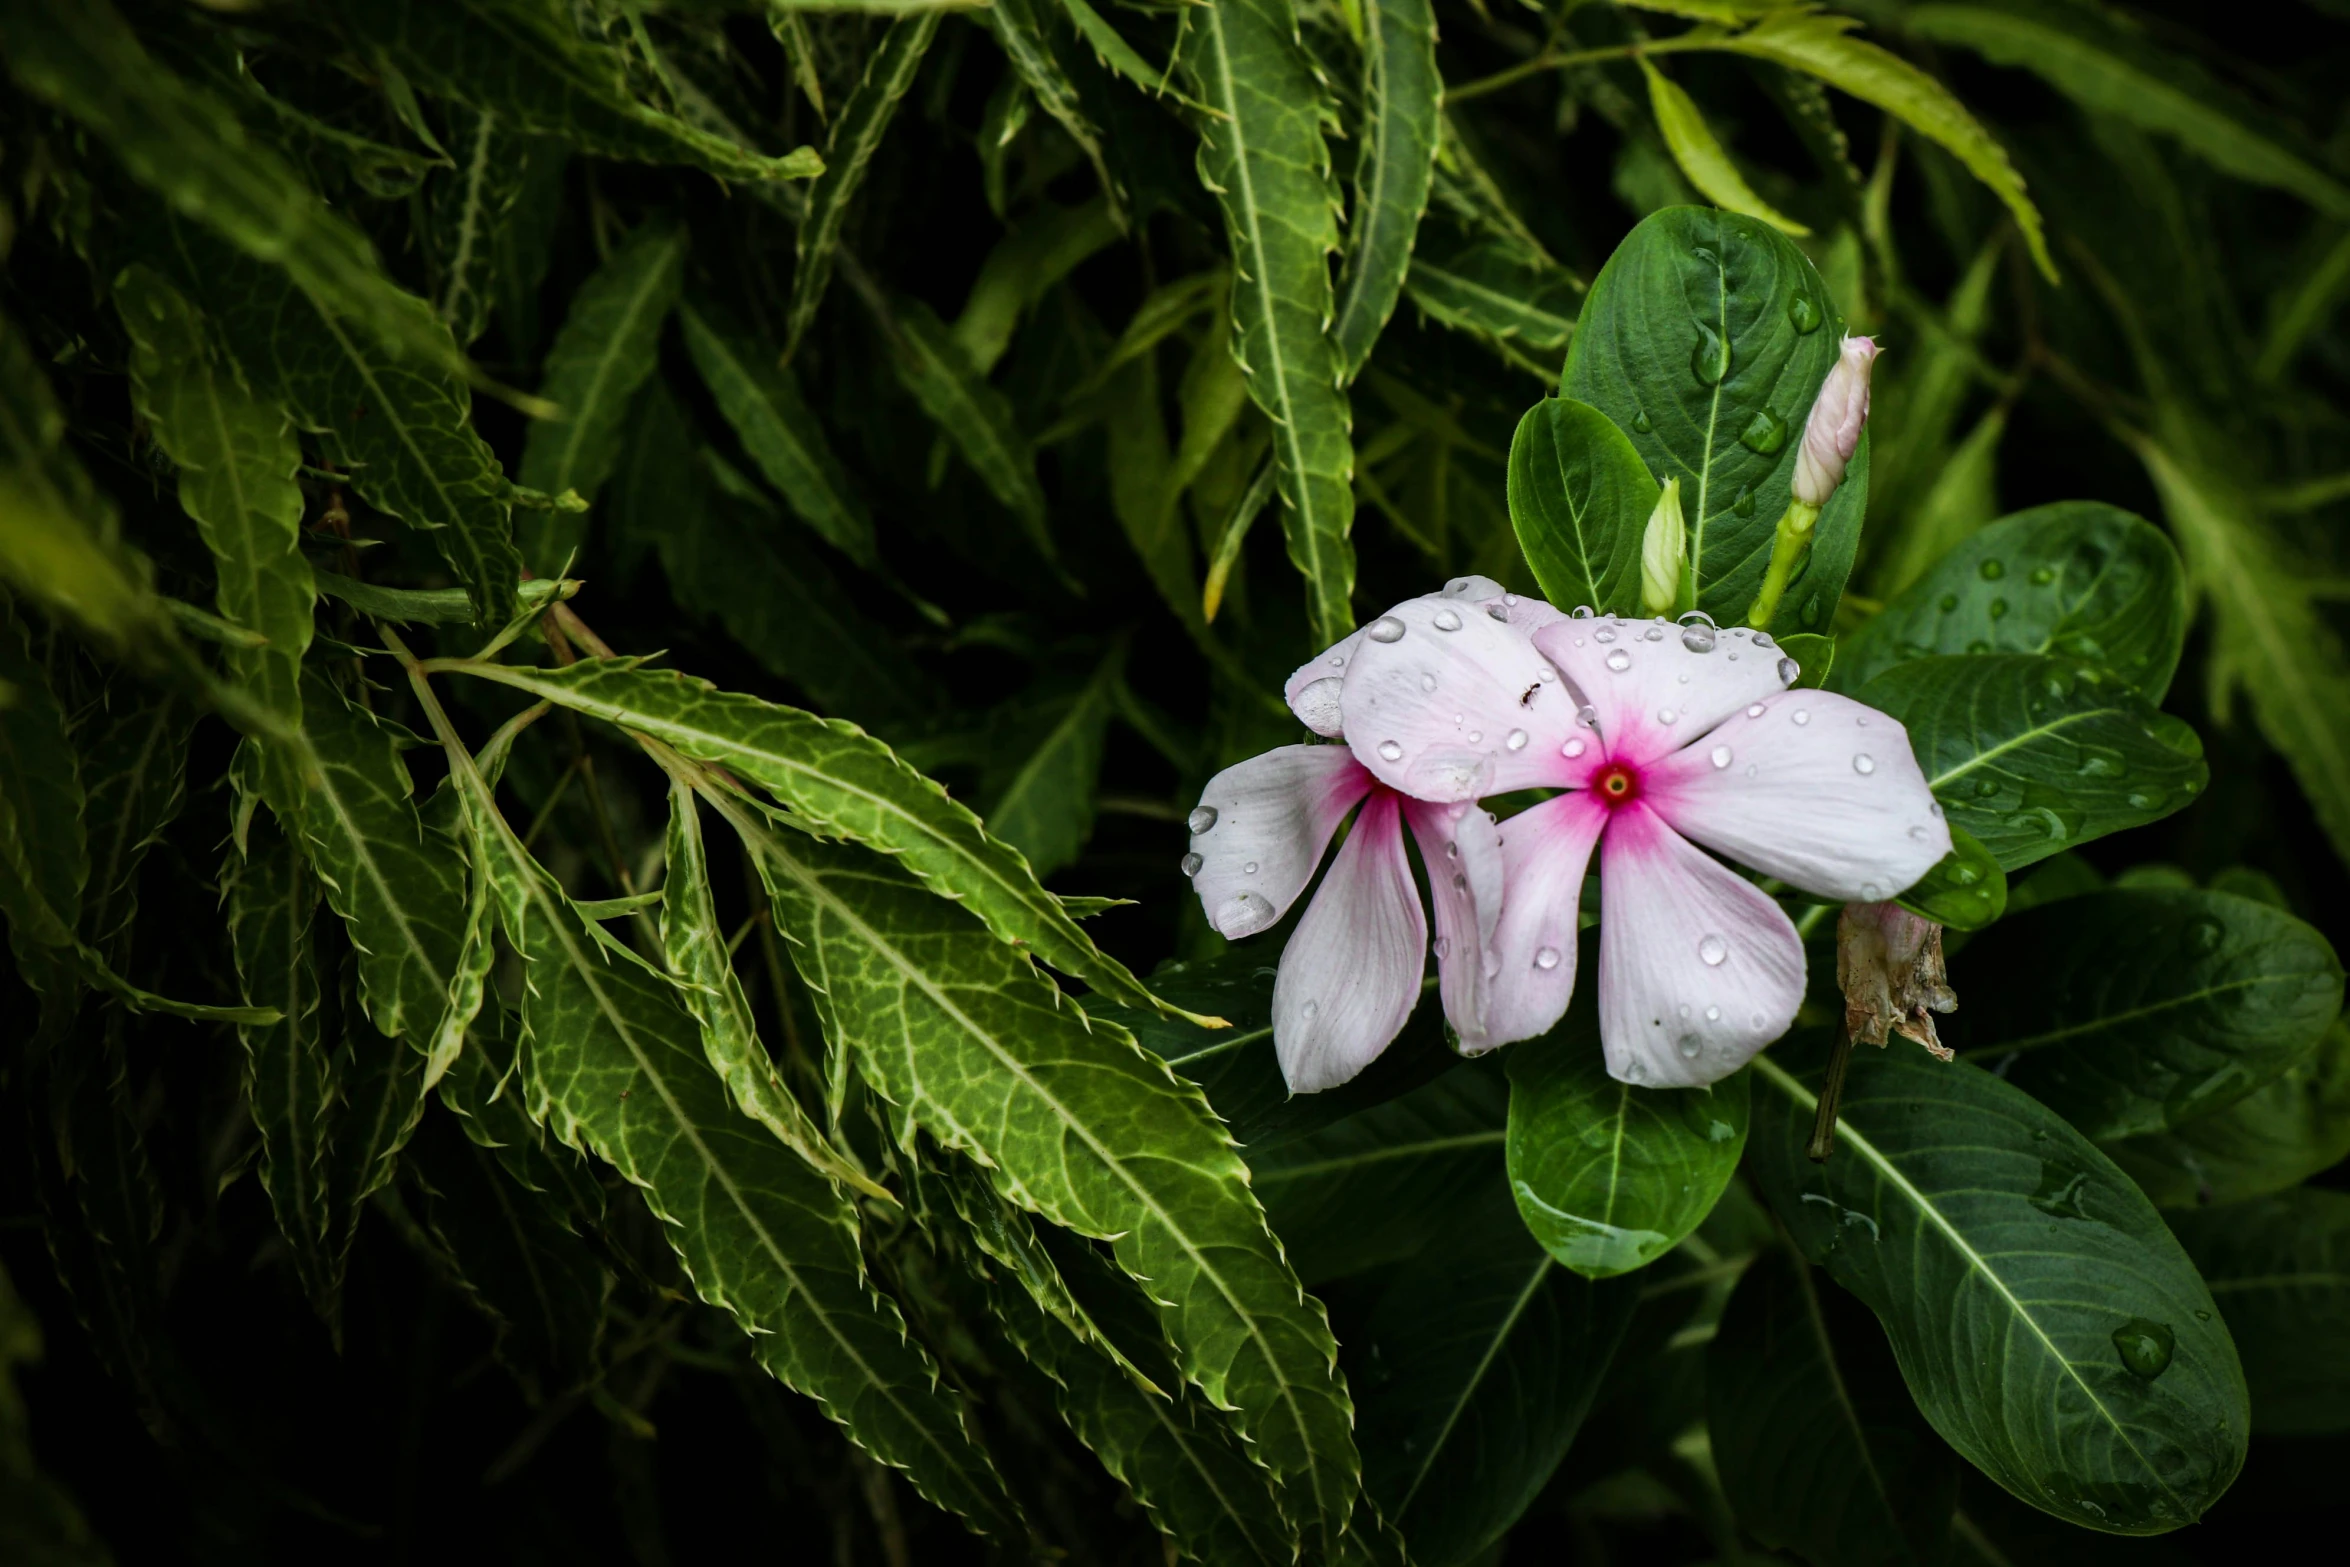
[1791,336,1878,508]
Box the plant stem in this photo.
[1807,1017,1857,1163]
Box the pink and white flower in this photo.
[1340,594,1949,1088]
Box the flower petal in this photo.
[1479,790,1608,1050]
[1403,797,1505,1050]
[1596,805,1805,1089]
[1275,791,1428,1093]
[1645,690,1951,902]
[1532,616,1797,767]
[1339,589,1579,801]
[1285,628,1368,737]
[1187,745,1372,939]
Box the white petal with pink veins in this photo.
[1275,792,1428,1093]
[1595,805,1805,1089]
[1186,745,1371,940]
[1645,690,1951,902]
[1404,798,1505,1050]
[1533,615,1796,767]
[1339,591,1580,801]
[1479,790,1608,1049]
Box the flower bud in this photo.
[1835,901,1956,1059]
[1638,477,1686,616]
[1791,335,1879,507]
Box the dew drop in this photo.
[1691,321,1732,384]
[2190,917,2224,954]
[1444,841,1459,861]
[1539,664,1558,682]
[1711,745,1733,769]
[1746,703,1766,718]
[1632,410,1653,434]
[1777,657,1800,684]
[1754,632,1775,648]
[2030,565,2057,586]
[2112,1319,2175,1379]
[1535,946,1562,971]
[1594,627,1617,644]
[1792,709,1810,726]
[1213,891,1274,937]
[1699,934,1728,966]
[1988,597,2009,621]
[1432,608,1462,632]
[1378,740,1405,762]
[1487,602,1511,622]
[1853,754,1876,775]
[1939,593,1959,613]
[1300,999,1319,1020]
[1681,622,1718,653]
[1658,708,1678,725]
[1732,484,1756,518]
[1931,802,1945,818]
[1243,861,1259,875]
[1562,738,1587,759]
[1788,293,1823,333]
[1188,806,1219,835]
[1973,777,1999,798]
[1677,1035,1703,1059]
[1861,880,1882,899]
[1606,650,1632,672]
[1578,705,1598,727]
[1644,626,1666,642]
[1507,728,1530,752]
[1367,614,1406,643]
[1705,1005,1722,1022]
[1180,852,1203,876]
[1908,825,1928,841]
[1573,605,1595,619]
[1979,558,2006,581]
[1433,936,1452,960]
[1421,673,1438,693]
[1466,730,1483,744]
[1739,408,1789,455]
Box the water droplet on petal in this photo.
[1747,703,1765,718]
[1487,602,1510,622]
[1378,740,1405,762]
[1433,936,1451,960]
[1853,753,1876,775]
[1562,738,1587,759]
[1466,730,1482,744]
[1754,632,1776,649]
[1444,841,1460,861]
[1677,1035,1703,1059]
[1367,614,1406,643]
[1432,608,1463,632]
[1578,705,1598,727]
[1644,626,1665,642]
[1188,806,1219,834]
[1931,802,1946,818]
[1908,825,1928,841]
[1534,946,1561,971]
[1483,950,1502,979]
[1705,1005,1722,1022]
[1777,658,1800,684]
[1699,934,1728,966]
[1301,999,1318,1020]
[1681,622,1717,653]
[1421,673,1438,693]
[1594,628,1617,644]
[1658,707,1677,725]
[1711,745,1733,769]
[1213,892,1274,937]
[1243,861,1259,875]
[1507,728,1529,752]
[1180,852,1203,876]
[1792,709,1810,726]
[1539,665,1557,682]
[1861,881,1881,899]
[1572,605,1594,619]
[1606,650,1632,672]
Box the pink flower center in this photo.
[1592,761,1642,808]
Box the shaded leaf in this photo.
[2167,1190,2350,1436]
[1332,0,1442,381]
[431,108,569,348]
[1893,821,2007,933]
[1404,223,1581,357]
[1641,60,1810,236]
[0,600,86,952]
[876,295,1057,570]
[2104,1024,2350,1210]
[1508,395,1662,617]
[978,648,1122,879]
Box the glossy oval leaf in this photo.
[1895,821,2007,932]
[1563,206,1853,631]
[1835,503,2188,701]
[1949,889,2344,1141]
[1506,989,1750,1280]
[2167,1190,2350,1436]
[1750,1047,2249,1534]
[1857,654,2208,872]
[2105,1024,2350,1210]
[1507,395,1661,618]
[1706,1246,1959,1567]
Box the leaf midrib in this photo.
[1959,969,2324,1059]
[545,231,680,488]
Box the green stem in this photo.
[1745,498,1821,630]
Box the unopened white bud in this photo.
[1638,477,1686,616]
[1791,336,1879,507]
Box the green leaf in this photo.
[1639,60,1810,237]
[1947,889,2343,1142]
[2104,1024,2350,1210]
[71,690,194,966]
[1837,503,2188,703]
[1253,1061,1508,1285]
[310,570,570,629]
[1332,0,1442,381]
[1750,1047,2248,1534]
[342,0,821,187]
[737,817,1361,1552]
[978,650,1122,879]
[987,0,1121,216]
[294,678,470,1046]
[1404,229,1582,358]
[679,303,878,572]
[1507,395,1663,617]
[1182,0,1358,647]
[431,108,569,348]
[0,600,86,952]
[441,738,1014,1528]
[516,220,688,571]
[0,1,475,380]
[153,217,521,627]
[1088,954,1462,1148]
[451,658,1187,1021]
[1905,2,2350,219]
[1562,207,1850,631]
[228,812,338,1307]
[785,15,941,359]
[1506,991,1750,1280]
[1856,654,2208,873]
[1705,1246,1959,1567]
[953,198,1123,378]
[876,295,1059,571]
[2167,1190,2350,1436]
[1701,9,2053,280]
[1351,1189,1637,1565]
[114,266,314,757]
[1894,821,2007,933]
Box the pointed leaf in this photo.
[1508,395,1663,617]
[71,690,193,967]
[979,651,1121,879]
[877,296,1057,568]
[432,108,570,348]
[1641,60,1811,236]
[0,601,85,951]
[1332,0,1442,381]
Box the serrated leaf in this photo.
[978,649,1121,879]
[1837,503,2187,703]
[988,0,1122,216]
[1332,0,1441,381]
[1506,979,1750,1280]
[114,266,313,762]
[1905,1,2350,219]
[1858,654,2208,873]
[1564,207,1857,633]
[342,0,820,187]
[71,690,194,967]
[1254,1060,1507,1286]
[1352,1188,1636,1565]
[1947,889,2343,1141]
[2167,1190,2350,1436]
[438,732,1014,1528]
[431,108,569,348]
[877,295,1058,569]
[516,220,688,571]
[1750,1046,2248,1534]
[2104,1024,2350,1210]
[0,600,86,952]
[450,658,1185,1020]
[1640,60,1810,237]
[1508,395,1662,617]
[786,14,940,358]
[0,1,476,380]
[1706,1246,1959,1567]
[1183,0,1358,647]
[1404,223,1582,357]
[678,303,878,571]
[734,814,1361,1551]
